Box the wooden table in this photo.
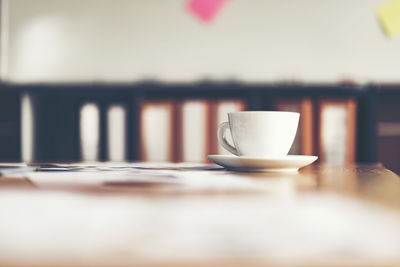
[0,162,400,267]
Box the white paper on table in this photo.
[24,166,294,194]
[25,170,181,189]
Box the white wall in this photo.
[2,0,400,83]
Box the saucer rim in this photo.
[207,154,318,160]
[207,154,318,173]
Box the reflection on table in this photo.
[0,162,399,267]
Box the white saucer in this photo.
[208,155,318,172]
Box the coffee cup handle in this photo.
[217,122,239,156]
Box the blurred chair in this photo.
[7,82,377,164]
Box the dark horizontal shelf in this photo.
[0,81,371,99]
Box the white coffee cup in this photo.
[217,111,299,158]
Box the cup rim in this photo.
[228,111,300,115]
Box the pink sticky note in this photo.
[187,0,229,22]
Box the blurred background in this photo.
[0,0,399,173]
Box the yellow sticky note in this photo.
[377,0,400,37]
